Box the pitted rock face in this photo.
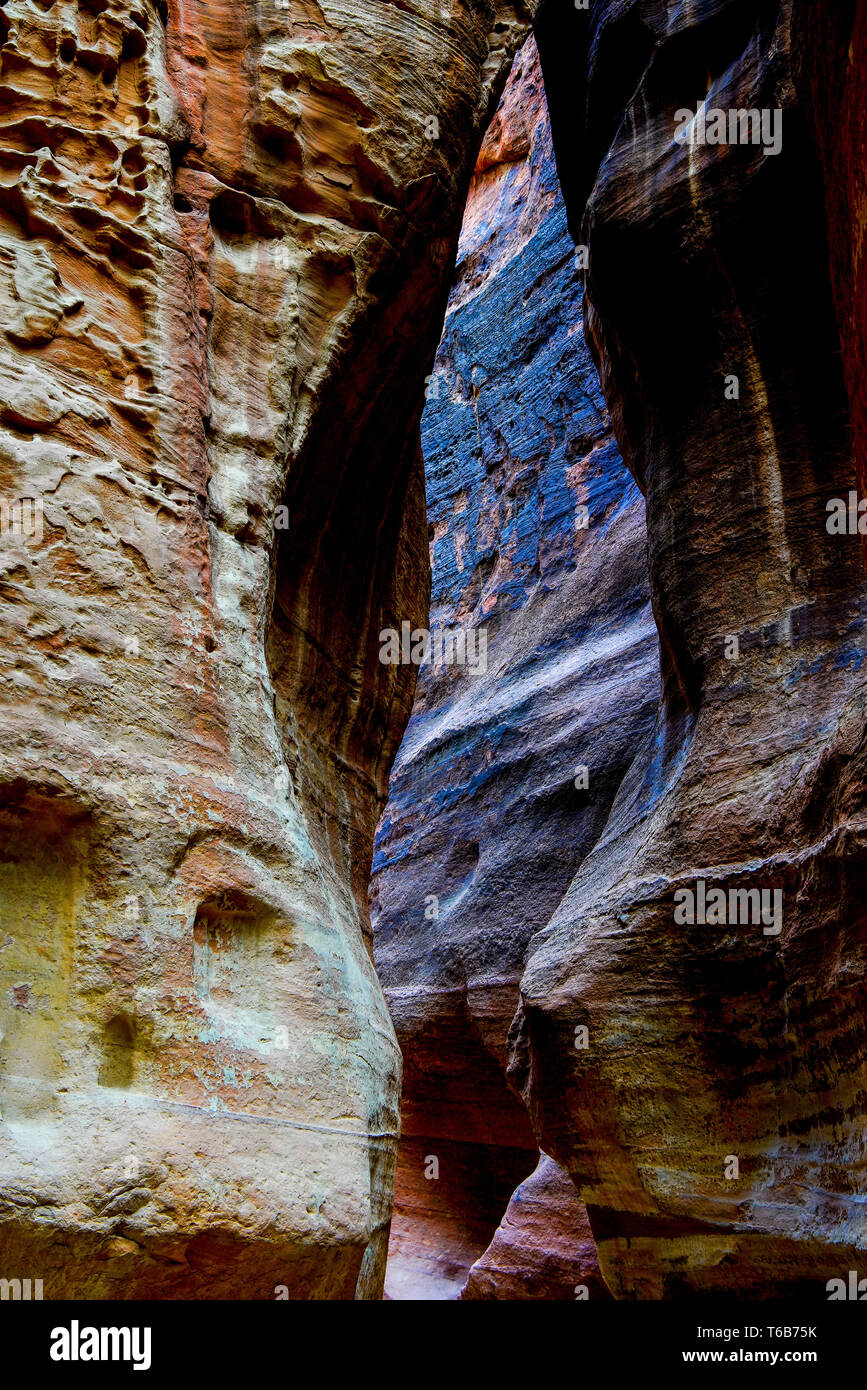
[0,0,532,1297]
[517,0,867,1297]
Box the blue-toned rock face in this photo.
[512,0,867,1299]
[370,38,659,1300]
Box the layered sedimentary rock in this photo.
[371,36,657,1298]
[462,1152,609,1300]
[0,0,531,1297]
[511,0,867,1296]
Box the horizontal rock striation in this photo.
[0,0,531,1297]
[371,36,657,1299]
[515,0,867,1296]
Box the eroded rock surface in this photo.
[371,36,658,1299]
[0,0,530,1297]
[462,1152,608,1300]
[513,0,867,1297]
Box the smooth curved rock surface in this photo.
[0,0,531,1298]
[513,0,867,1297]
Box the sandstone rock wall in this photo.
[791,0,867,559]
[2,0,861,1303]
[0,0,531,1298]
[516,0,867,1297]
[371,35,658,1299]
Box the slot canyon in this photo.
[0,0,864,1305]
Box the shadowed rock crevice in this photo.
[372,35,658,1299]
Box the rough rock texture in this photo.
[371,36,657,1299]
[0,0,531,1297]
[462,1152,608,1300]
[513,0,867,1297]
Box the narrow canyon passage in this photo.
[370,36,660,1300]
[0,0,864,1312]
[373,0,867,1301]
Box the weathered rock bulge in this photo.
[0,0,532,1297]
[512,0,867,1297]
